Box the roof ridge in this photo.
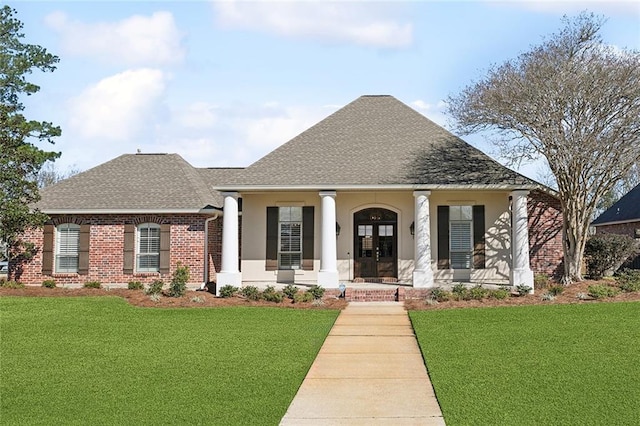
[173,154,220,207]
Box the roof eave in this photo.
[214,183,540,192]
[592,218,640,227]
[38,207,222,215]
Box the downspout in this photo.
[202,214,219,289]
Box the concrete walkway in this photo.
[280,302,445,425]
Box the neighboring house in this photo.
[592,183,640,269]
[17,95,563,293]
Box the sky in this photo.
[11,0,640,181]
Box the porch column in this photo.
[216,192,241,294]
[413,190,434,288]
[318,191,339,288]
[510,190,534,293]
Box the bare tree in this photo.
[446,13,640,284]
[34,161,80,188]
[596,162,640,215]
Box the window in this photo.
[449,206,473,269]
[137,223,160,272]
[279,207,302,269]
[55,224,80,273]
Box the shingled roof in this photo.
[215,95,536,190]
[34,154,222,213]
[592,183,640,226]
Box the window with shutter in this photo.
[137,223,161,272]
[278,207,303,269]
[55,224,80,273]
[449,206,473,269]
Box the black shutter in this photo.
[78,225,90,275]
[266,207,278,270]
[42,224,54,275]
[123,224,134,274]
[473,205,485,269]
[437,206,450,269]
[302,206,314,271]
[159,224,170,274]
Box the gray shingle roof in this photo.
[35,154,223,213]
[592,183,640,225]
[216,95,535,189]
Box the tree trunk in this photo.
[561,206,588,284]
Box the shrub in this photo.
[282,284,299,299]
[83,281,101,289]
[585,233,639,279]
[488,288,510,300]
[307,285,325,300]
[42,279,56,288]
[262,286,284,303]
[515,285,532,296]
[541,292,556,301]
[146,279,164,295]
[429,287,450,302]
[191,296,205,303]
[451,283,468,300]
[127,281,143,290]
[1,280,25,289]
[587,284,619,299]
[219,285,239,298]
[293,291,314,303]
[615,269,640,292]
[149,293,161,303]
[241,285,261,301]
[547,285,565,296]
[169,263,190,298]
[534,273,550,290]
[468,285,488,300]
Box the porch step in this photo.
[325,287,431,302]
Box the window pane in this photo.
[137,223,160,271]
[278,207,302,269]
[451,252,472,269]
[450,222,472,251]
[461,206,473,220]
[56,224,80,273]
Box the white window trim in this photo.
[55,223,80,274]
[136,223,161,273]
[278,207,302,270]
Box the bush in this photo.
[488,288,510,300]
[585,233,639,280]
[241,285,261,301]
[515,285,532,296]
[615,269,640,292]
[534,273,550,290]
[541,292,556,301]
[262,286,284,303]
[587,284,620,299]
[1,280,25,289]
[83,281,101,289]
[307,285,325,300]
[451,283,468,301]
[146,279,164,295]
[293,291,314,303]
[169,262,189,297]
[468,285,488,300]
[282,284,299,299]
[547,285,565,296]
[127,281,143,290]
[42,279,56,288]
[429,287,450,302]
[219,285,239,298]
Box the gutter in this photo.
[213,183,540,192]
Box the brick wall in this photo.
[17,214,222,286]
[528,190,564,278]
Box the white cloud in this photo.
[496,0,640,16]
[213,1,412,48]
[68,69,169,142]
[45,11,186,65]
[175,102,219,129]
[411,99,448,126]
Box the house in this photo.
[17,95,564,295]
[592,183,640,269]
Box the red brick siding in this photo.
[528,190,564,277]
[17,214,222,286]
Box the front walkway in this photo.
[280,302,446,425]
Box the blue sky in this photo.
[12,1,640,180]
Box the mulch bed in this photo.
[0,286,348,310]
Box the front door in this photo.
[354,208,397,279]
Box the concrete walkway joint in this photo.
[280,302,445,425]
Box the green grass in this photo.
[410,302,640,425]
[0,297,339,425]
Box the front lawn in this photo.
[410,302,640,425]
[0,297,339,425]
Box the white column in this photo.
[510,190,534,293]
[216,192,241,294]
[317,191,339,288]
[413,191,434,288]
